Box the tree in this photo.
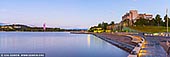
[97,23,102,28]
[149,18,157,26]
[164,14,170,27]
[122,19,130,26]
[109,21,115,25]
[101,22,108,30]
[155,14,163,26]
[134,18,149,26]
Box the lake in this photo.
[0,32,128,57]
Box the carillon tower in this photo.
[43,23,46,31]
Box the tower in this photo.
[129,10,138,20]
[43,23,46,31]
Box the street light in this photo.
[166,8,169,50]
[166,9,168,33]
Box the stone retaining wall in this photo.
[92,34,135,53]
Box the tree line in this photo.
[133,14,170,26]
[0,24,86,32]
[88,21,115,32]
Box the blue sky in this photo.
[0,0,170,29]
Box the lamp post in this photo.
[167,9,168,33]
[166,8,169,57]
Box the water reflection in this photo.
[87,34,91,48]
[0,32,128,57]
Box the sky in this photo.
[0,0,170,29]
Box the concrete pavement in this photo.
[138,36,166,57]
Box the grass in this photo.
[129,26,170,33]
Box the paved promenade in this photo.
[138,36,166,57]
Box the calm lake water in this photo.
[0,32,128,57]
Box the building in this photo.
[106,24,115,32]
[122,10,153,21]
[122,10,153,26]
[122,10,138,21]
[93,28,104,33]
[130,10,138,20]
[136,13,153,20]
[106,25,114,30]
